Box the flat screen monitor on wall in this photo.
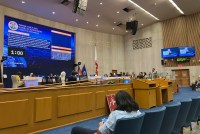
[178,46,195,57]
[3,16,75,76]
[161,47,179,59]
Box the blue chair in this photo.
[113,112,145,134]
[192,97,200,125]
[159,102,181,134]
[172,99,192,134]
[140,106,166,134]
[182,97,200,131]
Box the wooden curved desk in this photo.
[0,83,133,134]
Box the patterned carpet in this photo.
[39,87,200,134]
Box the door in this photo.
[172,69,190,87]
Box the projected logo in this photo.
[8,21,18,30]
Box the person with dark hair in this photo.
[71,90,141,134]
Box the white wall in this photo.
[0,5,125,76]
[124,23,164,75]
[124,22,200,83]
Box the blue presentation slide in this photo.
[3,16,75,71]
[179,47,195,57]
[161,48,179,59]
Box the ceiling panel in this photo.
[0,0,199,35]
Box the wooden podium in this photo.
[154,78,173,106]
[133,79,157,109]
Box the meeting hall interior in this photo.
[1,0,200,134]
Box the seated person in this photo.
[30,73,34,77]
[68,71,77,81]
[15,72,24,87]
[137,72,144,79]
[71,90,141,134]
[195,80,200,88]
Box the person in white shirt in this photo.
[71,90,141,134]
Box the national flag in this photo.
[82,64,87,76]
[95,45,98,76]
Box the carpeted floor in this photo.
[39,87,200,134]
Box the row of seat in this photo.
[114,97,200,134]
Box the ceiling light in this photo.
[141,24,144,26]
[21,0,26,4]
[112,28,115,30]
[76,19,78,22]
[169,0,184,14]
[126,30,128,32]
[154,3,157,6]
[114,22,116,24]
[97,14,100,18]
[117,11,120,14]
[96,24,99,27]
[100,2,103,5]
[52,12,55,15]
[86,21,89,24]
[128,0,159,20]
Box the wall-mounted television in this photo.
[178,46,195,57]
[161,47,179,59]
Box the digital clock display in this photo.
[8,47,26,57]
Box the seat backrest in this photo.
[11,75,19,88]
[140,106,166,134]
[159,102,181,134]
[113,112,145,134]
[192,97,200,122]
[172,99,192,134]
[184,97,200,127]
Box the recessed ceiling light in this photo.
[141,24,144,26]
[114,22,116,24]
[52,12,55,15]
[154,3,157,6]
[97,14,100,18]
[117,11,120,14]
[96,24,99,27]
[76,19,78,22]
[21,0,26,4]
[128,0,159,20]
[126,30,128,33]
[169,0,184,14]
[100,2,103,5]
[86,21,89,24]
[112,28,115,30]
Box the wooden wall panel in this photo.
[186,13,200,66]
[162,12,200,67]
[95,91,106,109]
[0,99,29,129]
[35,97,52,122]
[57,92,93,117]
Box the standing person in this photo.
[60,71,66,85]
[71,90,141,134]
[152,68,157,79]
